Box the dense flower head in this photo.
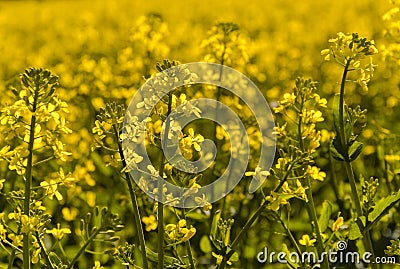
[202,22,249,67]
[165,219,196,243]
[321,32,378,62]
[321,32,378,91]
[0,68,71,174]
[131,13,169,60]
[274,77,325,154]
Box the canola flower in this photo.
[299,234,316,247]
[321,32,378,91]
[0,1,399,268]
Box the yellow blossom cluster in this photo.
[0,1,398,268]
[321,32,378,91]
[201,22,249,67]
[165,219,196,243]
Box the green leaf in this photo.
[330,138,345,161]
[200,236,213,253]
[230,251,239,262]
[348,141,363,161]
[369,190,400,223]
[318,201,332,232]
[49,252,64,268]
[333,94,351,138]
[348,217,365,240]
[332,94,353,160]
[210,210,221,241]
[146,248,187,268]
[186,211,210,221]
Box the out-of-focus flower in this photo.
[46,223,71,240]
[299,234,316,246]
[142,215,158,231]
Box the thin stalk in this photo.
[113,125,148,269]
[338,59,377,269]
[7,249,16,269]
[276,213,303,260]
[384,161,392,194]
[57,240,67,259]
[185,241,195,269]
[34,231,55,269]
[23,85,40,269]
[32,156,55,167]
[218,173,290,269]
[126,177,148,268]
[344,161,377,268]
[393,169,399,191]
[0,242,11,256]
[157,91,174,269]
[329,152,348,219]
[218,200,265,269]
[183,209,195,269]
[338,61,364,219]
[67,228,100,269]
[338,60,350,163]
[157,156,165,269]
[304,178,330,269]
[297,103,329,269]
[211,43,226,211]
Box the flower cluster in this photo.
[321,32,378,91]
[0,68,72,174]
[165,219,196,243]
[382,1,400,65]
[274,78,327,154]
[131,13,170,67]
[202,22,249,67]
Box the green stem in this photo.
[32,156,55,167]
[67,228,100,269]
[304,178,330,269]
[157,152,165,269]
[23,85,40,269]
[275,212,303,259]
[7,249,16,269]
[297,97,329,269]
[344,161,377,268]
[338,59,351,163]
[338,59,377,269]
[57,240,67,260]
[34,231,55,269]
[211,43,226,211]
[113,125,148,269]
[157,91,173,269]
[339,60,364,217]
[329,152,348,219]
[219,166,294,268]
[183,209,195,269]
[384,161,392,194]
[218,200,265,269]
[126,176,148,268]
[185,241,195,269]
